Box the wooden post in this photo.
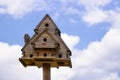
[43,63,51,80]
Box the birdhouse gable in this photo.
[31,30,58,49]
[34,14,60,34]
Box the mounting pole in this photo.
[43,63,51,80]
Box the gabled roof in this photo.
[34,14,60,32]
[21,14,71,55]
[31,29,58,46]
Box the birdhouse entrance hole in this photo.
[58,54,62,58]
[45,23,49,27]
[43,53,47,57]
[30,54,33,58]
[43,38,47,42]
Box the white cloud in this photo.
[82,8,108,25]
[51,68,74,80]
[71,11,120,80]
[0,42,21,64]
[82,7,120,26]
[101,72,120,80]
[77,0,120,26]
[0,42,44,80]
[106,9,120,27]
[0,0,80,18]
[62,7,80,15]
[0,0,48,18]
[61,33,80,49]
[78,0,112,8]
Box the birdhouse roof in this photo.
[22,14,70,52]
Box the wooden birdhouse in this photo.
[19,14,72,68]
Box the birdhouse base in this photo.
[19,57,72,68]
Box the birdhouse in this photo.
[19,14,72,68]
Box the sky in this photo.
[0,0,120,80]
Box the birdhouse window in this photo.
[45,23,49,27]
[43,53,47,57]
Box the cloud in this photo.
[62,7,80,15]
[71,11,120,80]
[0,42,21,64]
[0,0,81,19]
[0,42,43,80]
[61,33,80,49]
[78,0,120,26]
[82,6,120,26]
[82,8,108,25]
[78,0,112,8]
[102,72,120,80]
[0,0,48,18]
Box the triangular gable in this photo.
[34,14,61,34]
[21,14,60,51]
[31,29,58,49]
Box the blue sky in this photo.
[0,0,120,80]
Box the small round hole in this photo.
[45,23,49,27]
[43,53,47,57]
[58,54,62,58]
[30,54,33,58]
[43,38,47,42]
